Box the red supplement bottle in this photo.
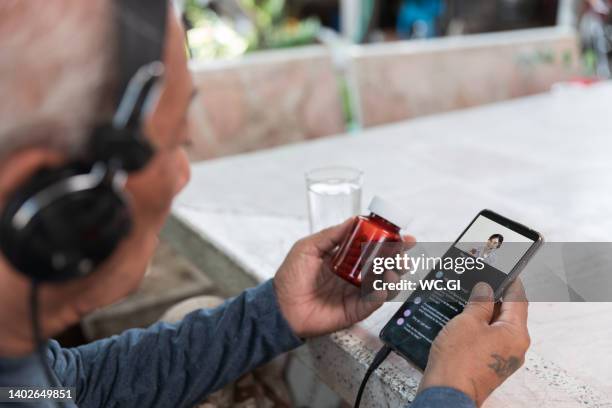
[331,196,409,287]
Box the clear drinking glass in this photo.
[306,167,363,233]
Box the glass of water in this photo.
[306,167,363,233]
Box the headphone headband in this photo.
[87,0,169,172]
[115,0,168,106]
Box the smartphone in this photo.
[379,209,543,370]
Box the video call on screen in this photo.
[383,215,535,369]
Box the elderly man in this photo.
[0,1,530,407]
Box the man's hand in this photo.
[274,218,415,338]
[418,280,531,406]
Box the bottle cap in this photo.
[368,196,410,229]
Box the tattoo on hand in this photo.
[488,353,521,378]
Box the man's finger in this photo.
[382,269,402,301]
[402,234,417,249]
[463,282,495,323]
[496,279,529,326]
[310,218,355,256]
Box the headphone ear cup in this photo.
[0,165,132,282]
[0,166,78,263]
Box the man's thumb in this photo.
[463,282,495,322]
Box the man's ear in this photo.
[0,149,66,208]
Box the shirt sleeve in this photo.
[409,387,476,408]
[47,279,303,408]
[0,353,64,408]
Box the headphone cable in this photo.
[30,280,63,408]
[353,345,392,408]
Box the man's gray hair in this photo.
[0,0,116,160]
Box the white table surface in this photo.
[171,82,612,407]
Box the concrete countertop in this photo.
[166,82,612,407]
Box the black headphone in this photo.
[0,0,169,282]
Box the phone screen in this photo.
[379,210,541,370]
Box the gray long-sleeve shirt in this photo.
[0,280,475,408]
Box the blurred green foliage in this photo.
[239,0,321,51]
[184,0,320,59]
[184,0,207,26]
[241,0,285,28]
[184,3,247,59]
